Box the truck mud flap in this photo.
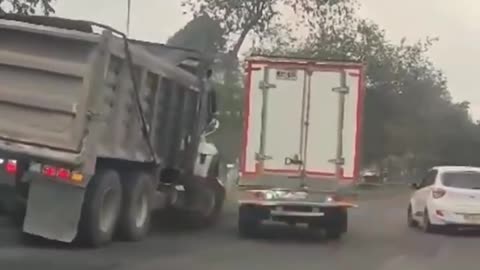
[23,179,85,242]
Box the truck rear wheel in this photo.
[118,172,153,241]
[324,208,348,240]
[238,205,259,237]
[78,169,122,247]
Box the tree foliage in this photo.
[253,6,480,171]
[182,0,355,56]
[181,0,355,86]
[167,14,226,58]
[0,0,54,15]
[178,0,480,173]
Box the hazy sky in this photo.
[55,0,480,118]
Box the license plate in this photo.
[463,214,480,223]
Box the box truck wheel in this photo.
[238,205,259,237]
[118,171,153,241]
[78,169,122,247]
[324,208,348,240]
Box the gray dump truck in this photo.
[0,15,225,247]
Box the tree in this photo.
[182,0,356,84]
[253,5,480,172]
[167,14,226,59]
[0,0,54,15]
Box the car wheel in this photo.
[422,208,438,233]
[407,205,418,228]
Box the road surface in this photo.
[1,188,479,270]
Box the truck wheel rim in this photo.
[99,188,118,233]
[135,192,148,228]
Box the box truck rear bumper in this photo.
[238,200,352,225]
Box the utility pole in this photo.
[126,0,131,36]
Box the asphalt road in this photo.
[1,189,480,270]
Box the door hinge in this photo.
[255,153,272,161]
[332,86,349,94]
[259,81,276,90]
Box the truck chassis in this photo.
[237,188,356,239]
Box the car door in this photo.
[412,169,438,213]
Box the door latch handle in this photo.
[285,154,303,165]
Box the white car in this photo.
[408,166,480,232]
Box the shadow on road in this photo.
[442,229,480,238]
[234,223,343,244]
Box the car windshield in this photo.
[441,171,480,189]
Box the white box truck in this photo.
[237,55,365,239]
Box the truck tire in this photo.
[118,171,153,241]
[238,205,259,237]
[187,178,225,228]
[324,208,347,240]
[78,169,122,247]
[182,155,225,228]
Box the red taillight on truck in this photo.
[56,168,71,180]
[42,165,57,177]
[5,160,17,175]
[432,188,446,199]
[42,165,69,179]
[38,164,82,183]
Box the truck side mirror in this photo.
[204,118,220,136]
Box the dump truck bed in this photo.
[0,17,203,168]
